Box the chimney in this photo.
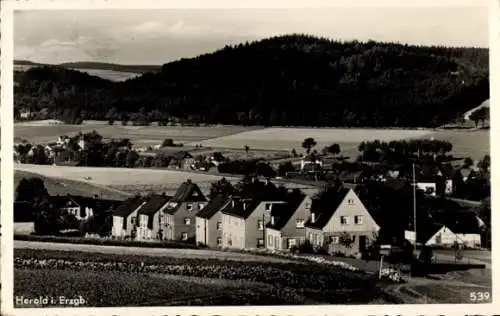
[311,213,316,223]
[271,216,275,225]
[232,200,235,207]
[243,202,247,210]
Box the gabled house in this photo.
[300,155,322,171]
[459,167,477,183]
[50,195,96,220]
[111,196,146,238]
[220,198,268,249]
[161,180,207,242]
[265,192,312,250]
[195,195,231,247]
[339,170,364,184]
[304,187,380,256]
[135,194,171,241]
[419,211,483,248]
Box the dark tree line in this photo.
[15,35,489,128]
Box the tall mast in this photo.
[412,163,417,248]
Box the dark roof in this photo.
[14,201,34,222]
[220,198,260,219]
[196,195,230,219]
[265,203,295,230]
[430,211,482,234]
[138,195,170,216]
[305,187,351,229]
[113,196,145,217]
[170,181,207,203]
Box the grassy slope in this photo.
[14,170,130,200]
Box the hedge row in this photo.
[14,234,198,249]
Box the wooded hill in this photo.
[14,34,489,127]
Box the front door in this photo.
[359,235,367,252]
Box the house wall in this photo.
[222,214,246,249]
[280,196,312,241]
[14,222,35,235]
[136,214,152,240]
[125,208,142,237]
[426,226,482,248]
[111,216,124,238]
[172,201,206,241]
[207,212,223,247]
[265,228,283,250]
[305,227,324,247]
[445,180,453,194]
[323,189,380,234]
[244,202,275,249]
[195,217,208,245]
[160,214,175,240]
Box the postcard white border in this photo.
[1,0,498,315]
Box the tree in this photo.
[302,137,317,154]
[278,161,296,177]
[463,157,474,168]
[209,177,235,199]
[478,155,490,174]
[33,198,64,235]
[339,232,355,249]
[162,138,174,147]
[15,177,49,203]
[244,145,250,159]
[291,148,298,157]
[126,150,139,168]
[327,143,341,156]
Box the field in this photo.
[16,123,489,161]
[192,127,490,161]
[14,170,131,200]
[14,122,258,147]
[14,248,379,306]
[14,164,318,196]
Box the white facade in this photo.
[111,216,125,238]
[425,226,481,248]
[416,182,437,196]
[221,214,246,249]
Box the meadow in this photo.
[16,123,489,161]
[15,122,257,147]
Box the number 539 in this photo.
[470,291,490,301]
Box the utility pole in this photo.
[412,163,417,252]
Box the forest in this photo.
[14,34,489,127]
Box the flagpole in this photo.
[412,163,417,251]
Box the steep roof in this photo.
[196,195,230,219]
[265,203,295,230]
[138,195,170,216]
[170,180,207,203]
[305,187,351,229]
[112,196,145,217]
[220,198,260,219]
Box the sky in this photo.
[14,5,489,65]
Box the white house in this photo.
[424,225,481,249]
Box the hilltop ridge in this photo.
[14,34,489,128]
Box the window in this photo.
[340,216,349,225]
[217,237,222,246]
[347,199,354,205]
[186,204,193,211]
[184,218,191,225]
[305,202,311,210]
[198,203,205,210]
[257,220,264,230]
[257,238,264,247]
[287,239,297,248]
[268,235,273,246]
[354,215,364,225]
[131,216,137,225]
[216,221,222,230]
[331,236,340,244]
[181,232,188,241]
[265,203,271,211]
[296,219,305,228]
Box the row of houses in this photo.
[110,179,484,254]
